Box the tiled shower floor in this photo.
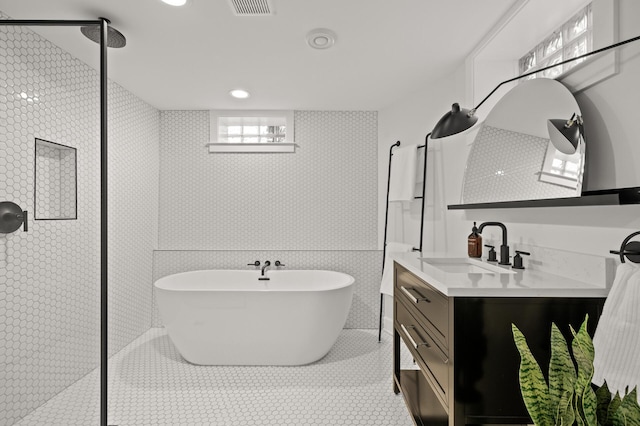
[15,329,415,425]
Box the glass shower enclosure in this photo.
[0,18,110,426]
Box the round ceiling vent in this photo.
[306,28,336,50]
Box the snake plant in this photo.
[512,315,640,426]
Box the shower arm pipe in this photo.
[0,19,103,26]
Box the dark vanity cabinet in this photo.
[392,262,605,426]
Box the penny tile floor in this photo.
[15,329,415,425]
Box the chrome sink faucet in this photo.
[477,222,510,265]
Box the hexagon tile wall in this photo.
[158,110,378,250]
[0,15,160,425]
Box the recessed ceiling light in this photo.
[230,89,250,99]
[306,28,336,50]
[161,0,188,6]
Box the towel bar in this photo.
[380,137,429,341]
[610,230,640,263]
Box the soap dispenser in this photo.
[468,222,483,258]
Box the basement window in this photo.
[519,3,593,80]
[207,110,295,153]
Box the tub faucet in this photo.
[261,261,271,276]
[477,222,510,265]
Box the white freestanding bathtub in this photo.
[154,269,355,365]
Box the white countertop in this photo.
[392,251,609,298]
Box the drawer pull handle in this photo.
[400,286,431,304]
[434,348,449,365]
[400,324,429,349]
[401,324,450,365]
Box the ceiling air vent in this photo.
[228,0,274,16]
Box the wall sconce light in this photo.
[547,113,584,154]
[428,34,640,149]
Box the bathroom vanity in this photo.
[392,254,608,426]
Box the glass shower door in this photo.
[0,18,103,426]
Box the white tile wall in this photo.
[0,16,159,425]
[107,81,159,354]
[158,110,378,250]
[152,250,382,329]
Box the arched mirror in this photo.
[460,78,585,204]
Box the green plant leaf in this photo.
[606,392,623,426]
[556,381,575,426]
[582,384,599,426]
[610,399,626,426]
[513,324,554,426]
[571,316,595,388]
[571,316,597,426]
[617,387,640,426]
[549,323,576,420]
[596,381,612,425]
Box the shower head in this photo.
[80,21,126,48]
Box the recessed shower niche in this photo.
[34,138,77,220]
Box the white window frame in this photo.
[559,0,618,93]
[207,110,295,153]
[466,0,619,113]
[518,3,593,81]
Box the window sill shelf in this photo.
[206,143,296,153]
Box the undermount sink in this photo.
[420,257,516,274]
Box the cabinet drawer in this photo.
[396,299,450,400]
[395,266,449,343]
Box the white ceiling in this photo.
[0,0,518,111]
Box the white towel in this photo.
[592,262,640,400]
[388,145,417,202]
[379,242,415,296]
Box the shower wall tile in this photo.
[0,16,159,425]
[152,250,383,329]
[107,81,159,354]
[158,110,378,250]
